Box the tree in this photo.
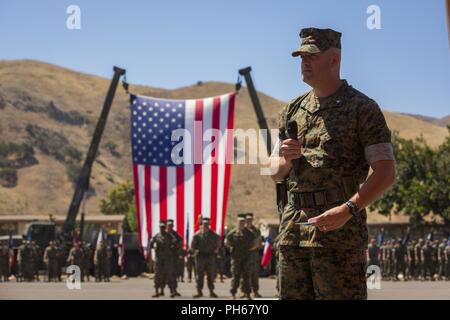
[371,130,450,227]
[100,180,138,232]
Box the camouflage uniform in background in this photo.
[67,243,84,281]
[243,215,262,297]
[406,240,417,280]
[386,241,394,279]
[55,241,65,281]
[94,241,111,282]
[30,241,40,281]
[414,239,424,280]
[82,243,93,282]
[393,240,407,280]
[149,225,178,297]
[166,220,183,294]
[367,239,380,268]
[445,242,450,280]
[18,241,33,281]
[191,218,220,298]
[421,241,434,280]
[379,241,387,278]
[215,244,225,283]
[432,240,439,277]
[43,241,59,282]
[225,217,254,299]
[177,248,186,282]
[437,239,447,280]
[186,247,196,283]
[0,241,10,282]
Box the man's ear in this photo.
[331,52,340,67]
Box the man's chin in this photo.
[301,75,314,86]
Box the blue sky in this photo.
[0,0,449,117]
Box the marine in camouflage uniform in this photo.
[30,241,40,281]
[0,241,10,282]
[431,240,439,278]
[379,241,387,279]
[406,240,417,280]
[67,242,84,281]
[166,219,182,296]
[271,28,395,299]
[385,241,394,280]
[393,239,407,281]
[94,240,111,282]
[243,213,263,298]
[149,221,178,298]
[437,239,447,280]
[191,217,220,298]
[18,241,33,281]
[367,238,380,268]
[43,241,59,282]
[414,239,424,280]
[82,242,93,282]
[186,247,196,283]
[225,214,255,300]
[55,241,65,282]
[445,241,450,280]
[421,240,434,280]
[215,242,225,283]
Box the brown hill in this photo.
[437,115,450,127]
[402,113,450,128]
[0,60,448,224]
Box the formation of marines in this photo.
[367,237,450,281]
[148,213,263,299]
[1,238,112,282]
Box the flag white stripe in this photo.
[185,99,196,246]
[167,166,177,227]
[201,97,213,220]
[138,165,148,248]
[150,166,160,238]
[215,94,230,235]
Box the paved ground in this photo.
[1,276,449,300]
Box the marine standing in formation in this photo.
[43,241,59,282]
[0,240,11,282]
[149,221,178,298]
[94,240,112,282]
[167,219,182,295]
[225,214,255,300]
[243,213,263,298]
[191,217,220,298]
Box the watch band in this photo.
[345,200,359,217]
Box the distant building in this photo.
[0,214,124,236]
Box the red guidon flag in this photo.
[261,238,273,267]
[130,92,236,248]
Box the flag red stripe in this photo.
[221,94,235,237]
[159,167,168,222]
[194,99,203,231]
[210,96,221,231]
[132,165,143,244]
[176,167,185,247]
[144,166,152,242]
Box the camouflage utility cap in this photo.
[292,27,342,57]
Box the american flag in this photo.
[130,92,236,248]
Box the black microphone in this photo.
[286,120,301,177]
